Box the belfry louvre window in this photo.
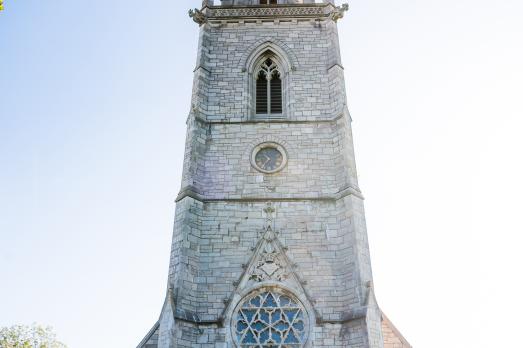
[256,58,283,116]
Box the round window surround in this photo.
[251,142,288,174]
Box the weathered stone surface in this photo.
[137,1,409,347]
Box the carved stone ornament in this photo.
[264,203,276,216]
[189,8,206,26]
[208,6,325,19]
[250,229,290,283]
[220,203,319,338]
[205,4,350,22]
[331,3,349,22]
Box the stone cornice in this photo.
[189,3,349,24]
[206,4,328,21]
[190,112,348,126]
[172,307,370,328]
[175,185,364,203]
[317,306,368,325]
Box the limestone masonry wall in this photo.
[145,2,390,347]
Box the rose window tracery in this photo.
[233,289,308,347]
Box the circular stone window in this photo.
[251,143,288,174]
[232,289,309,347]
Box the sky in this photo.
[1,1,522,347]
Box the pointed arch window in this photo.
[256,58,283,116]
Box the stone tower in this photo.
[138,1,411,347]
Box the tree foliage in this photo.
[0,324,67,348]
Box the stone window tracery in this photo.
[233,289,308,347]
[255,57,283,116]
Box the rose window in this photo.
[233,289,308,347]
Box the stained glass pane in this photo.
[293,321,304,331]
[242,309,257,323]
[250,295,261,307]
[264,293,277,307]
[285,330,299,344]
[260,311,270,324]
[260,329,270,343]
[244,330,256,343]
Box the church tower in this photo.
[138,1,410,347]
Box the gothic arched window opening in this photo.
[256,57,283,116]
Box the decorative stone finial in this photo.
[263,202,276,216]
[331,3,349,22]
[189,8,206,26]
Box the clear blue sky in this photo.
[1,1,522,347]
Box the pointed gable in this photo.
[136,321,159,348]
[382,313,412,348]
[221,203,318,322]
